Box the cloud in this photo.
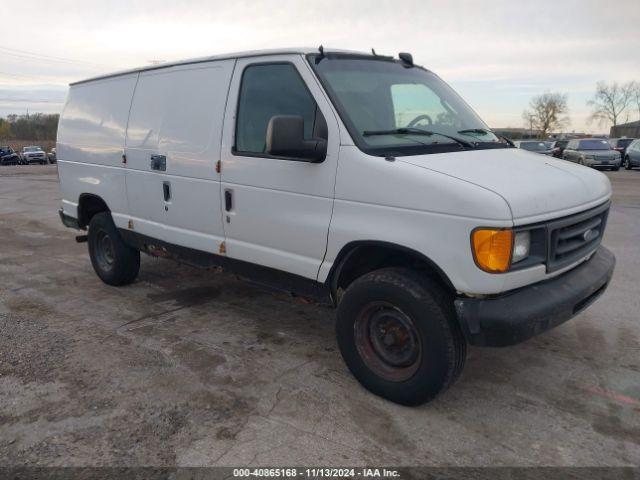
[1,0,639,130]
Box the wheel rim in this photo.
[354,302,422,382]
[95,230,115,272]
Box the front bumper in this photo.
[454,246,615,347]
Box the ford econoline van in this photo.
[57,48,615,405]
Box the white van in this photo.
[57,48,615,405]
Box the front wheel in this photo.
[336,268,466,406]
[625,157,632,170]
[88,212,140,286]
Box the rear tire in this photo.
[336,268,466,406]
[88,212,140,286]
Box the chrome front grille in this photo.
[547,202,609,272]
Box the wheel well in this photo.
[77,194,110,229]
[327,242,454,297]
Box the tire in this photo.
[612,166,619,171]
[625,157,632,170]
[336,268,466,406]
[88,212,140,286]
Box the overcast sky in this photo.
[2,0,639,131]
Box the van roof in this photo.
[70,47,371,86]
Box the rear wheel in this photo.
[88,212,140,286]
[336,268,466,406]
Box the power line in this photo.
[0,69,72,83]
[0,45,106,69]
[0,98,64,104]
[0,51,96,69]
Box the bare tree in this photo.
[0,119,12,140]
[522,92,569,138]
[587,81,633,127]
[631,81,640,122]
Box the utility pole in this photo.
[528,114,535,139]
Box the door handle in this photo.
[150,154,166,171]
[224,190,233,211]
[163,181,171,202]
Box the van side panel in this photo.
[57,74,138,220]
[123,61,235,251]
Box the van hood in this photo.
[398,148,611,223]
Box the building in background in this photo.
[610,120,640,138]
[492,127,543,140]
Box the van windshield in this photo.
[308,54,507,156]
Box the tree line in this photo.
[522,81,640,138]
[0,113,60,141]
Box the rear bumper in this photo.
[59,209,80,229]
[454,246,615,347]
[586,159,621,167]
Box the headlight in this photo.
[471,228,531,273]
[471,229,513,273]
[512,231,531,264]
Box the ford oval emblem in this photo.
[583,229,597,242]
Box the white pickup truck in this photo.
[57,48,615,405]
[22,145,47,164]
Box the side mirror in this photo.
[266,115,327,162]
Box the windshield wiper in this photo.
[457,128,492,135]
[457,128,515,147]
[362,128,475,148]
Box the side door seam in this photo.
[218,59,239,242]
[299,56,343,283]
[123,72,141,217]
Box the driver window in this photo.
[235,63,320,155]
[391,84,458,129]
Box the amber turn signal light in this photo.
[471,229,513,273]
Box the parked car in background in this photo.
[623,139,640,170]
[563,138,621,170]
[550,139,568,158]
[0,146,20,165]
[514,140,554,155]
[22,146,47,164]
[609,138,636,159]
[48,148,57,164]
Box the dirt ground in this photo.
[0,165,639,467]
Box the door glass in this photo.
[235,64,317,154]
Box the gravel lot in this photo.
[0,165,639,467]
